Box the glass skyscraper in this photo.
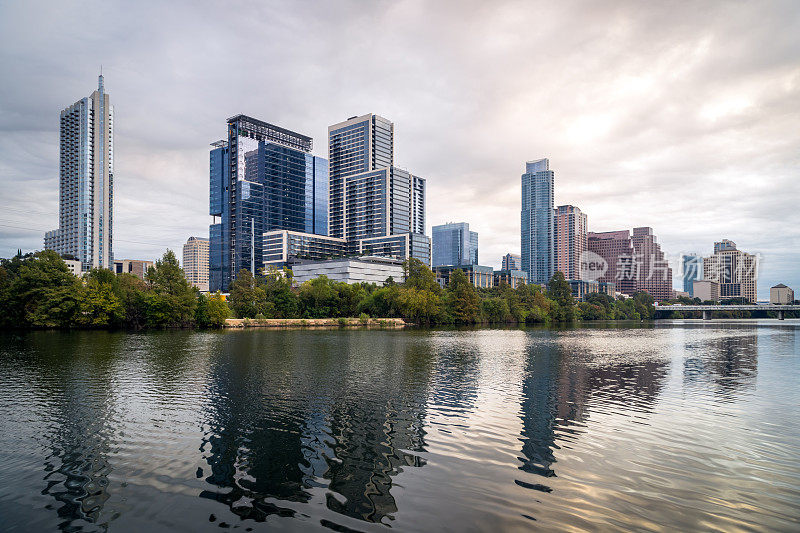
[44,74,114,271]
[209,115,328,291]
[521,158,554,285]
[682,254,702,296]
[432,222,478,267]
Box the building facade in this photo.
[434,264,494,289]
[568,280,616,301]
[587,230,636,295]
[693,280,720,302]
[44,75,114,272]
[114,259,153,280]
[553,205,587,280]
[702,240,757,302]
[291,256,405,286]
[521,159,554,285]
[432,222,478,267]
[630,227,673,302]
[682,254,702,297]
[183,236,210,292]
[208,115,328,291]
[501,253,521,272]
[770,284,794,305]
[493,269,528,289]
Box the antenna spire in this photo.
[98,65,104,92]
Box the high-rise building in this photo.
[553,205,587,280]
[183,236,210,292]
[587,230,636,295]
[44,74,114,271]
[630,227,672,302]
[208,115,328,291]
[521,159,554,285]
[432,222,478,267]
[502,253,521,272]
[703,240,757,302]
[588,227,673,301]
[682,254,703,296]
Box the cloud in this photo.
[1,0,798,298]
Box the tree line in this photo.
[0,250,660,330]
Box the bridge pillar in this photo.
[703,310,711,320]
[778,310,785,320]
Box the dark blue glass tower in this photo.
[209,115,328,292]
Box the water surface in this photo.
[1,321,798,531]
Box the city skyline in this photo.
[1,1,798,298]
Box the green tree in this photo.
[547,271,575,321]
[446,269,480,324]
[299,276,338,318]
[481,297,511,323]
[144,250,197,327]
[196,292,230,327]
[228,269,265,318]
[263,269,299,318]
[78,276,123,327]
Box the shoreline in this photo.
[223,318,408,329]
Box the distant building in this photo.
[587,230,636,295]
[674,290,690,299]
[432,222,478,267]
[183,236,210,292]
[208,115,328,292]
[493,269,528,289]
[682,254,702,296]
[770,284,794,305]
[64,259,82,277]
[114,259,153,280]
[630,227,673,302]
[291,256,404,286]
[521,159,554,285]
[553,205,587,280]
[568,280,616,301]
[703,240,757,302]
[44,74,114,272]
[693,280,720,302]
[501,253,521,272]
[434,264,494,289]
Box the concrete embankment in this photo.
[224,318,407,328]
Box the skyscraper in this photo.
[553,205,587,280]
[209,115,328,291]
[682,254,702,296]
[703,240,757,302]
[521,159,554,285]
[183,236,210,292]
[432,222,478,267]
[45,74,114,271]
[587,230,636,295]
[630,227,672,302]
[502,253,522,272]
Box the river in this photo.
[0,321,798,531]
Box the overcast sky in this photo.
[1,0,798,298]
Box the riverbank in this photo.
[224,317,407,328]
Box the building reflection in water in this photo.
[199,330,435,525]
[682,325,758,397]
[517,331,670,493]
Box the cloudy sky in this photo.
[1,0,798,298]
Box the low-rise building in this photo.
[693,280,720,302]
[493,269,528,289]
[770,284,794,305]
[114,259,154,280]
[290,256,404,286]
[64,259,83,277]
[568,279,616,301]
[433,264,494,289]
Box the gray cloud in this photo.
[1,0,798,298]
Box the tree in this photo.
[228,269,265,319]
[263,269,299,318]
[144,250,197,327]
[78,275,123,327]
[299,276,338,318]
[547,271,575,321]
[403,258,441,293]
[196,292,230,327]
[446,269,480,324]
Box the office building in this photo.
[44,74,114,272]
[114,259,153,280]
[568,280,616,301]
[432,222,478,267]
[208,115,329,291]
[502,253,521,272]
[682,254,702,296]
[587,230,636,295]
[553,205,587,280]
[630,227,673,302]
[493,269,528,289]
[693,280,720,302]
[521,159,554,285]
[183,236,210,292]
[434,264,494,289]
[291,256,405,286]
[770,284,794,305]
[703,240,757,302]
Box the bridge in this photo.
[654,304,797,320]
